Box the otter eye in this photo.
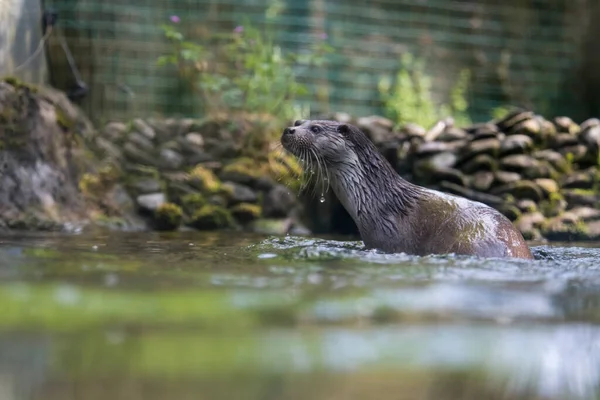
[310,125,321,133]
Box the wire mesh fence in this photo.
[42,0,594,125]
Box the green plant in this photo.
[157,16,333,122]
[378,53,472,129]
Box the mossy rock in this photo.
[538,192,567,218]
[153,202,183,231]
[231,202,262,223]
[189,205,234,230]
[180,193,207,215]
[491,180,545,202]
[497,204,521,221]
[541,216,591,241]
[124,165,161,180]
[219,157,265,186]
[188,165,222,193]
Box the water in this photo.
[0,230,599,400]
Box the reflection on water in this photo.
[0,231,599,400]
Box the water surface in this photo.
[0,231,599,400]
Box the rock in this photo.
[0,80,101,230]
[129,177,162,195]
[122,143,156,166]
[357,115,395,143]
[422,118,453,141]
[499,154,539,172]
[414,141,457,157]
[222,182,258,204]
[185,132,204,147]
[469,171,495,192]
[203,138,238,159]
[500,134,533,155]
[509,118,542,139]
[219,159,263,186]
[431,168,467,187]
[152,202,183,231]
[515,211,546,240]
[579,119,600,149]
[562,189,599,208]
[255,176,277,192]
[262,184,298,218]
[494,171,522,185]
[533,178,559,196]
[569,206,600,222]
[440,181,505,208]
[557,144,587,161]
[561,171,595,189]
[401,123,427,138]
[94,137,123,161]
[496,110,534,132]
[499,155,555,179]
[159,148,184,170]
[230,203,262,223]
[146,118,171,142]
[102,121,128,143]
[491,180,544,202]
[413,152,458,177]
[189,205,234,230]
[187,166,222,194]
[516,199,538,213]
[550,133,579,149]
[538,193,567,218]
[498,204,521,221]
[127,132,155,154]
[132,118,156,141]
[553,116,579,134]
[137,193,166,213]
[532,150,571,173]
[466,122,500,136]
[460,138,500,160]
[459,154,497,174]
[438,127,467,142]
[541,213,591,242]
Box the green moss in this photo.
[55,107,75,130]
[189,205,234,230]
[180,193,207,214]
[231,203,262,223]
[153,203,183,231]
[79,173,104,197]
[2,76,39,93]
[125,165,160,180]
[222,157,264,179]
[188,165,222,193]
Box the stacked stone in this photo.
[93,118,305,234]
[356,111,600,241]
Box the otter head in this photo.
[280,120,370,167]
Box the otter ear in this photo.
[337,124,350,136]
[294,119,305,127]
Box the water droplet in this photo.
[320,196,326,203]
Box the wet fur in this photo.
[281,120,533,259]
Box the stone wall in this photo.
[317,111,600,242]
[91,110,600,242]
[85,115,308,234]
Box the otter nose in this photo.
[283,127,295,135]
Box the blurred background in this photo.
[5,0,600,125]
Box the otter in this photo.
[281,120,533,259]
